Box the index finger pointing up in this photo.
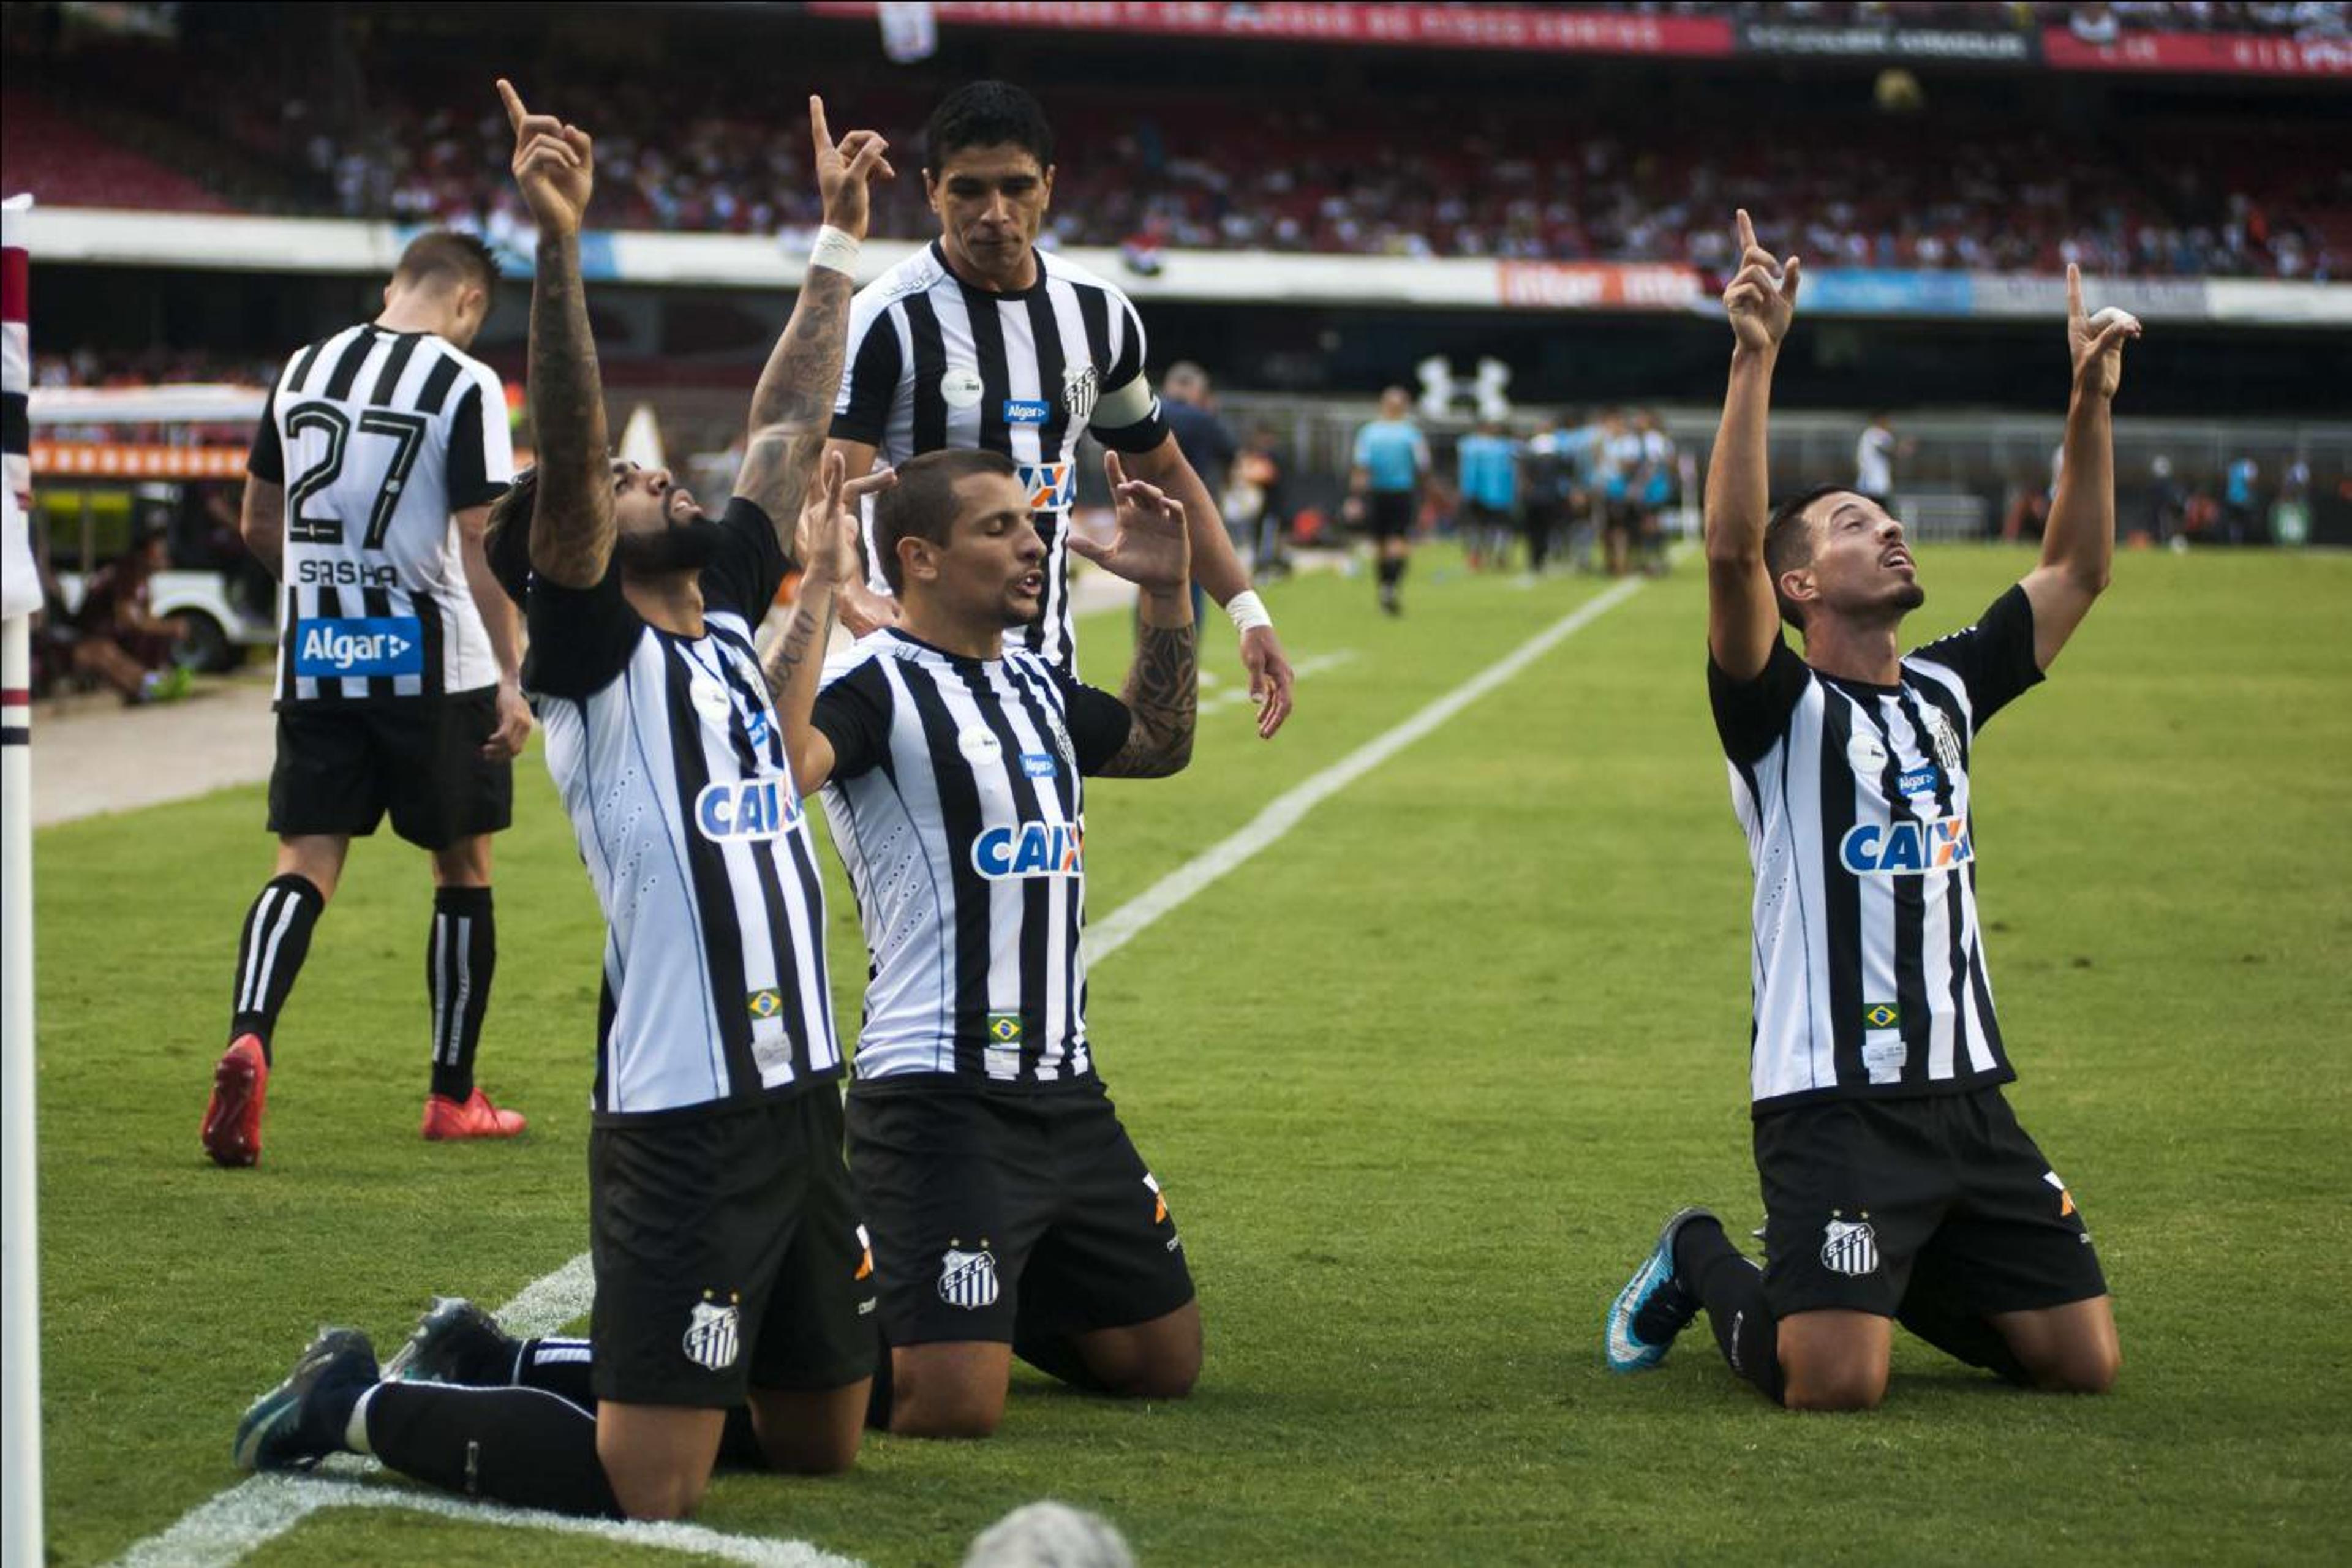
[810,95,831,152]
[2066,262,2085,324]
[1736,208,1757,254]
[498,78,527,132]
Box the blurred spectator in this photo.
[1230,426,1292,578]
[61,530,193,704]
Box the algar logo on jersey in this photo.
[695,777,804,843]
[292,616,424,678]
[971,821,1084,880]
[1839,816,1973,876]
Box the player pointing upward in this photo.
[1606,211,2138,1410]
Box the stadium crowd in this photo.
[4,6,2344,279]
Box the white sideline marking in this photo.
[110,576,1643,1568]
[1089,576,1644,963]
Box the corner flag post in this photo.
[2,189,47,1568]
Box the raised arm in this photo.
[2021,263,2141,671]
[498,78,609,590]
[734,97,892,551]
[1120,434,1293,738]
[1069,453,1196,778]
[1705,209,1803,682]
[766,448,897,794]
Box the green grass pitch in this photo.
[29,543,2352,1566]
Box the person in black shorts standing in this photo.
[228,82,893,1519]
[1605,210,2139,1409]
[770,442,1200,1438]
[1348,386,1429,615]
[201,222,535,1166]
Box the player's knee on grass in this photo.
[1776,1314,1890,1412]
[746,1382,870,1473]
[595,1406,725,1520]
[890,1343,1011,1439]
[1077,1303,1202,1400]
[1992,1297,2121,1395]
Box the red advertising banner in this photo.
[2041,27,2352,78]
[807,2,1736,58]
[1496,262,1700,311]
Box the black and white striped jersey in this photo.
[524,497,842,1121]
[248,324,514,706]
[1710,586,2046,1112]
[810,629,1134,1088]
[830,241,1171,671]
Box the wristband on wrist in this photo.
[1224,589,1273,635]
[809,225,861,277]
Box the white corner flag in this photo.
[2,188,45,1568]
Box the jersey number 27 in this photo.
[284,400,428,549]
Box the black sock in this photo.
[363,1382,624,1518]
[1674,1218,1784,1405]
[515,1336,594,1409]
[1377,557,1404,590]
[428,887,496,1101]
[228,874,325,1062]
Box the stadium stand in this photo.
[4,6,2342,277]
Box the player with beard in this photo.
[231,82,894,1520]
[1606,211,2138,1411]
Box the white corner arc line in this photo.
[1088,575,1645,964]
[108,575,1643,1568]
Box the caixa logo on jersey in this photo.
[971,821,1083,880]
[292,616,424,679]
[1839,816,1973,876]
[1017,461,1076,511]
[695,777,802,843]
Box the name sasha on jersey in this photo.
[1839,816,1973,876]
[295,559,399,589]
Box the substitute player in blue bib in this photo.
[1605,211,2139,1410]
[202,228,533,1165]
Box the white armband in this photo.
[1224,590,1273,636]
[809,225,861,277]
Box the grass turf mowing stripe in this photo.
[106,568,1649,1568]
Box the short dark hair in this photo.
[925,81,1054,175]
[392,230,500,308]
[484,466,538,605]
[1763,483,1853,630]
[872,449,1019,593]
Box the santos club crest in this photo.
[682,1294,742,1371]
[938,1245,1000,1310]
[1820,1216,1880,1278]
[1061,363,1101,424]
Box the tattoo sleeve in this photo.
[760,590,836,705]
[527,232,616,589]
[1099,620,1198,778]
[736,267,855,551]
